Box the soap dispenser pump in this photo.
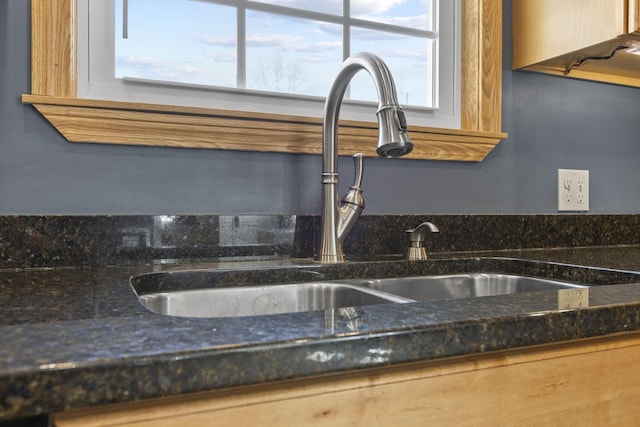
[404,222,439,260]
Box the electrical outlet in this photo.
[558,169,589,211]
[558,288,589,310]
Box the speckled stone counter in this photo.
[0,215,639,423]
[2,247,640,421]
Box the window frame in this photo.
[22,0,506,162]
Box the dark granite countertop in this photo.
[2,245,640,421]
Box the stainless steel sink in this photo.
[137,282,411,318]
[133,272,587,318]
[338,273,586,301]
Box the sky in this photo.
[115,0,435,107]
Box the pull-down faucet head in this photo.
[317,52,413,263]
[376,105,413,157]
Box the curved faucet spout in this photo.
[317,52,413,264]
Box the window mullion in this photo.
[343,0,350,61]
[342,0,350,99]
[122,0,128,39]
[428,0,439,110]
[237,5,246,88]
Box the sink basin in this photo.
[133,271,588,318]
[340,273,586,301]
[137,282,411,318]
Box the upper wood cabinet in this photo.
[513,0,640,87]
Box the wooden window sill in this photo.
[22,95,506,161]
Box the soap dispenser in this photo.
[404,222,439,260]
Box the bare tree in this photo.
[250,54,302,93]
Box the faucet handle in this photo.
[351,153,364,190]
[341,153,365,208]
[404,221,439,260]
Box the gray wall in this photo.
[1,1,639,215]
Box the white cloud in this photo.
[199,36,235,47]
[350,0,407,16]
[288,40,342,53]
[116,55,210,79]
[207,51,236,63]
[383,48,427,62]
[247,33,303,47]
[117,55,172,69]
[199,33,304,48]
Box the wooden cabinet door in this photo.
[513,0,626,69]
[628,0,640,34]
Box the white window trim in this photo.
[76,0,461,129]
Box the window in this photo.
[81,0,456,128]
[24,0,506,162]
[116,1,435,104]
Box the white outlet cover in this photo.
[558,169,589,212]
[558,288,589,309]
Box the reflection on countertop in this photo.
[1,214,638,269]
[482,245,640,271]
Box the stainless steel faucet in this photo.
[316,52,414,263]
